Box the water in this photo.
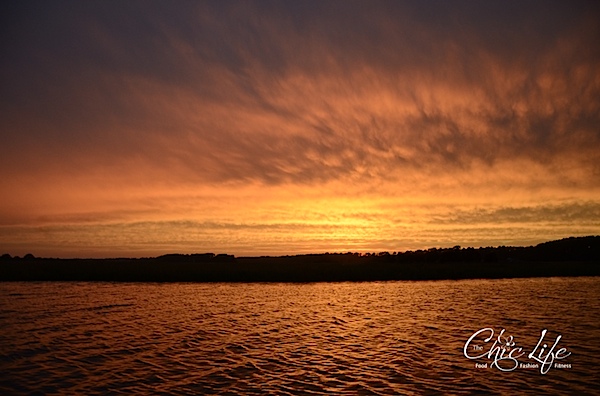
[1,278,599,395]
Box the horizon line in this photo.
[2,235,597,261]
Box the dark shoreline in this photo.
[1,236,598,282]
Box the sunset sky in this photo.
[1,1,599,258]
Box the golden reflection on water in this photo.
[0,278,599,394]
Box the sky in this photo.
[1,0,599,258]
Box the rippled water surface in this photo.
[1,278,599,394]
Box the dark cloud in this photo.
[1,0,599,189]
[432,202,600,226]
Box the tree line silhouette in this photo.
[1,236,598,282]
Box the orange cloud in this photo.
[1,1,599,257]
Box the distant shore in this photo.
[1,236,598,282]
